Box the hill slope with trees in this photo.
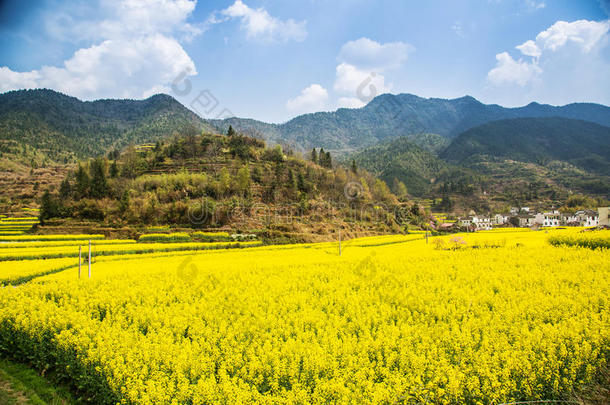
[0,89,213,165]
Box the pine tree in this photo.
[90,159,108,198]
[110,160,119,178]
[75,164,90,198]
[351,159,357,174]
[39,190,58,223]
[325,152,332,168]
[227,125,236,137]
[119,190,130,214]
[311,148,318,164]
[59,178,72,199]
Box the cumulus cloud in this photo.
[331,38,412,109]
[487,52,542,86]
[218,0,307,43]
[535,19,609,52]
[486,19,610,105]
[285,84,328,114]
[334,63,391,99]
[0,0,199,100]
[338,37,413,71]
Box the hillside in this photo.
[0,89,214,165]
[210,94,610,153]
[441,117,610,175]
[350,137,448,197]
[36,131,431,242]
[349,117,609,211]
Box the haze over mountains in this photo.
[1,89,608,202]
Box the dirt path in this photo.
[0,374,30,404]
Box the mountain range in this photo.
[210,93,610,153]
[0,89,608,206]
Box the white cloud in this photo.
[486,19,610,106]
[487,52,541,86]
[337,37,413,71]
[286,84,328,114]
[0,0,199,100]
[336,97,366,109]
[334,63,391,98]
[219,0,307,43]
[515,40,541,58]
[525,0,546,10]
[0,35,196,99]
[535,20,609,52]
[331,37,410,109]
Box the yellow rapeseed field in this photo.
[0,228,608,404]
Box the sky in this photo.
[0,0,609,123]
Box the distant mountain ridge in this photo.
[353,117,610,200]
[0,89,213,163]
[210,94,610,153]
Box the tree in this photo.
[90,159,109,198]
[252,166,263,184]
[297,171,309,193]
[39,190,59,223]
[287,168,298,193]
[326,152,332,168]
[439,195,453,211]
[59,178,72,199]
[110,160,119,178]
[227,125,236,137]
[311,148,318,164]
[219,167,231,197]
[392,178,408,200]
[235,165,251,196]
[75,164,90,198]
[119,190,130,214]
[351,159,358,174]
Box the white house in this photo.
[578,210,599,227]
[535,211,560,227]
[472,216,492,230]
[492,214,509,225]
[561,213,579,226]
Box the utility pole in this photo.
[78,245,82,278]
[88,240,91,278]
[339,230,342,256]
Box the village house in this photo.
[516,214,536,228]
[472,216,492,230]
[535,211,560,227]
[560,213,580,226]
[577,210,599,227]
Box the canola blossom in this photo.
[0,229,607,404]
[0,241,262,261]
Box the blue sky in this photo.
[1,0,609,122]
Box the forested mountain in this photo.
[441,117,610,175]
[352,117,610,205]
[211,94,610,153]
[0,89,213,165]
[350,137,448,196]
